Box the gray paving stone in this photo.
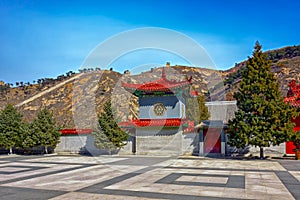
[276,171,300,199]
[0,186,66,200]
[88,189,240,200]
[110,156,172,166]
[278,160,300,171]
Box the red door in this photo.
[286,125,300,155]
[286,141,296,155]
[204,128,221,153]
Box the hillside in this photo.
[223,45,300,99]
[0,45,299,128]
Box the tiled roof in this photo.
[122,68,192,92]
[119,118,194,128]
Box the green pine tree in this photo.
[22,128,38,150]
[28,108,61,154]
[0,104,27,154]
[186,93,210,124]
[227,42,298,159]
[92,99,129,154]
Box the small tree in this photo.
[186,93,210,124]
[227,42,298,159]
[0,104,27,154]
[29,108,61,154]
[92,99,129,154]
[198,93,210,122]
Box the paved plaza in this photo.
[0,155,299,200]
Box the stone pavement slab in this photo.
[0,155,299,200]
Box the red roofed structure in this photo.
[284,80,300,155]
[120,65,197,154]
[120,67,195,130]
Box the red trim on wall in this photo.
[60,129,93,135]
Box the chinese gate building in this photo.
[120,67,198,155]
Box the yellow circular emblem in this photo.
[153,103,166,116]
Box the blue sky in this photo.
[1,0,300,84]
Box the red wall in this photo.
[286,115,300,154]
[286,142,296,154]
[60,129,93,135]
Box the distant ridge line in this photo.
[16,73,84,107]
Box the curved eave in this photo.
[121,77,192,93]
[119,119,195,129]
